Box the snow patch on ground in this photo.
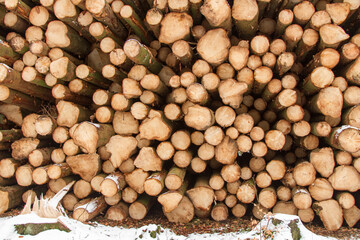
[0,213,338,240]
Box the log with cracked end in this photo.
[312,199,343,231]
[186,176,214,212]
[218,79,248,108]
[125,168,150,194]
[105,135,138,168]
[138,110,172,141]
[66,153,101,182]
[158,12,193,44]
[134,147,163,171]
[164,196,194,223]
[197,28,231,66]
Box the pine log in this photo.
[0,185,27,214]
[134,147,162,171]
[0,64,52,102]
[66,153,101,182]
[125,168,149,194]
[232,0,258,39]
[105,135,137,168]
[56,101,92,128]
[100,171,126,197]
[328,165,360,192]
[187,176,214,211]
[105,202,129,221]
[45,20,90,56]
[313,199,343,231]
[197,28,230,66]
[73,196,107,222]
[343,205,360,228]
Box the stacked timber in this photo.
[0,0,360,232]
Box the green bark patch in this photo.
[288,219,301,240]
[15,222,70,235]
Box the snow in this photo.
[0,213,343,240]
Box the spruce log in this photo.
[232,0,258,39]
[309,148,334,178]
[86,0,127,39]
[143,170,166,196]
[28,148,53,167]
[343,205,360,228]
[163,196,194,223]
[328,165,360,192]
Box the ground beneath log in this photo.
[1,207,360,239]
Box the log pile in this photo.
[0,0,360,231]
